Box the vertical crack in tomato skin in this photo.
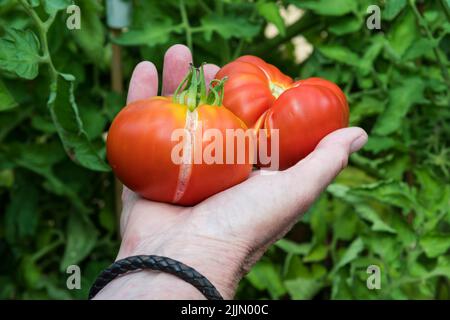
[172,109,198,203]
[106,98,253,206]
[217,55,349,170]
[175,105,253,206]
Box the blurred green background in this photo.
[0,0,449,299]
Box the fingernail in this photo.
[350,133,368,153]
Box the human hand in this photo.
[94,44,368,300]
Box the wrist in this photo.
[95,223,247,299]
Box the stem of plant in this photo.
[179,0,193,53]
[173,65,227,109]
[19,0,57,82]
[409,0,450,91]
[232,6,259,59]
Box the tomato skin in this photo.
[265,84,348,170]
[106,97,252,206]
[217,56,349,170]
[216,55,292,127]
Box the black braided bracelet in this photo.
[88,255,223,300]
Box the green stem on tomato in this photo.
[198,64,207,103]
[186,64,198,110]
[172,65,227,111]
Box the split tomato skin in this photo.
[106,97,252,206]
[217,55,349,170]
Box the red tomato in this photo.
[107,67,252,206]
[216,56,349,170]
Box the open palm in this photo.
[97,45,367,299]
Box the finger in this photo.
[127,61,158,104]
[162,44,193,96]
[262,127,368,215]
[203,63,220,85]
[199,127,367,240]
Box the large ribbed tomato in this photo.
[216,55,349,170]
[107,67,252,206]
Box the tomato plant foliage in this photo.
[0,0,449,299]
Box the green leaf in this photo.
[373,77,425,135]
[99,207,115,233]
[334,166,376,187]
[414,169,445,209]
[420,234,450,258]
[48,74,110,171]
[351,180,417,211]
[257,2,285,36]
[79,102,107,140]
[104,91,125,121]
[284,255,310,279]
[355,204,397,233]
[200,15,260,41]
[403,38,437,60]
[45,281,73,300]
[4,173,39,243]
[43,0,71,15]
[0,169,14,188]
[20,256,42,289]
[275,239,311,255]
[7,141,89,212]
[0,78,17,111]
[387,10,418,57]
[0,28,41,79]
[60,213,98,271]
[364,136,398,153]
[29,0,41,7]
[328,16,362,35]
[318,44,360,67]
[327,183,397,234]
[309,196,328,243]
[284,278,324,299]
[433,256,450,277]
[383,0,407,21]
[331,273,353,299]
[290,0,357,16]
[304,244,328,262]
[332,210,359,240]
[388,213,416,246]
[31,115,57,133]
[71,0,105,64]
[349,96,384,125]
[358,35,385,75]
[114,19,182,47]
[363,235,399,262]
[245,261,286,299]
[333,238,364,272]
